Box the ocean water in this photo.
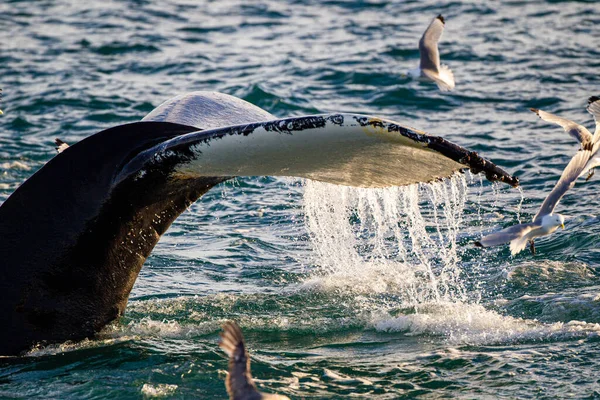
[1,0,600,398]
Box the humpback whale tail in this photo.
[0,92,517,355]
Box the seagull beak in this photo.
[561,223,565,229]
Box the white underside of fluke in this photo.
[139,92,493,189]
[172,116,465,188]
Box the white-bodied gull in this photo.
[219,321,290,400]
[531,96,600,180]
[408,15,455,91]
[476,96,600,255]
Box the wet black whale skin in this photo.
[0,121,226,356]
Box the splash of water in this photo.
[299,179,600,344]
[469,171,485,235]
[301,174,470,306]
[515,186,525,224]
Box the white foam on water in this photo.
[372,301,600,345]
[140,383,178,398]
[24,316,213,356]
[101,316,218,340]
[25,336,134,357]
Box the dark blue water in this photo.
[2,0,600,398]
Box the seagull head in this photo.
[542,214,565,231]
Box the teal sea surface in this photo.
[2,0,600,398]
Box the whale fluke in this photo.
[0,121,227,356]
[0,92,518,355]
[119,114,519,188]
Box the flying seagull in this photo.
[476,96,600,255]
[408,15,455,91]
[219,321,290,400]
[531,96,600,180]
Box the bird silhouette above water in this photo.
[219,321,290,400]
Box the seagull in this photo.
[476,96,600,255]
[219,321,290,400]
[531,96,600,180]
[408,15,455,91]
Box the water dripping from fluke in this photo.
[300,174,470,306]
[299,178,600,345]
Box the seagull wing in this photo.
[534,149,592,221]
[219,321,262,400]
[419,15,445,72]
[587,96,600,143]
[476,222,539,248]
[531,108,593,149]
[420,67,455,91]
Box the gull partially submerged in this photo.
[219,321,290,400]
[408,15,455,91]
[476,96,600,255]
